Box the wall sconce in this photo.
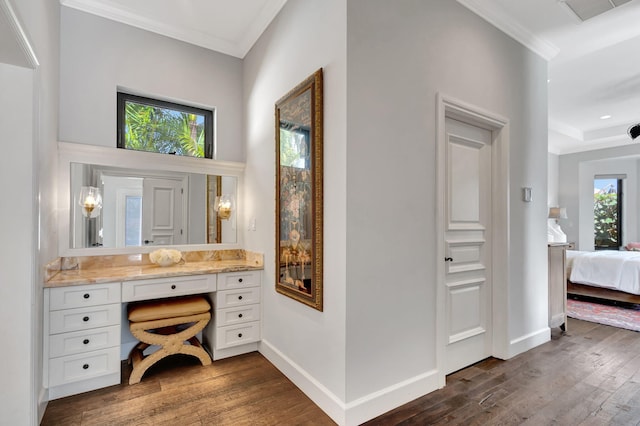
[548,206,567,243]
[215,194,234,220]
[79,186,102,218]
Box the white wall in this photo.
[559,144,640,248]
[346,0,548,413]
[59,7,244,162]
[1,0,60,423]
[242,0,347,422]
[246,0,547,424]
[548,152,559,207]
[0,62,35,426]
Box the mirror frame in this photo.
[275,69,323,311]
[58,141,245,256]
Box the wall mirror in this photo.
[275,68,323,311]
[59,142,244,256]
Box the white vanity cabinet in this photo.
[205,270,262,360]
[44,282,122,399]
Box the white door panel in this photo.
[444,117,492,374]
[142,178,186,246]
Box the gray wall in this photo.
[243,0,348,418]
[346,0,549,401]
[247,0,548,423]
[59,7,244,162]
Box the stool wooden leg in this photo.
[128,315,211,385]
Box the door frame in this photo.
[435,93,510,385]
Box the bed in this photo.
[566,250,640,304]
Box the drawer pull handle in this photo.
[83,293,90,299]
[83,339,90,345]
[238,295,243,300]
[83,316,90,322]
[238,278,243,283]
[238,333,243,338]
[238,313,243,318]
[171,285,176,290]
[82,364,89,370]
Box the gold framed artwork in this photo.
[275,69,323,311]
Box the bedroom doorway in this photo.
[436,94,510,379]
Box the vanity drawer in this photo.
[49,283,121,311]
[49,303,121,334]
[215,322,260,349]
[217,270,261,291]
[121,274,216,302]
[49,347,120,387]
[49,325,120,358]
[216,304,260,327]
[215,287,261,309]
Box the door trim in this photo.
[435,93,510,385]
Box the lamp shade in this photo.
[548,207,567,219]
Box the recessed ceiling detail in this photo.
[561,0,632,21]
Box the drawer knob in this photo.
[238,333,243,338]
[238,278,243,283]
[83,316,90,322]
[171,284,176,290]
[83,339,90,345]
[82,364,89,370]
[238,295,243,300]
[83,293,90,299]
[238,313,243,318]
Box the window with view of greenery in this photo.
[594,178,623,250]
[117,92,213,159]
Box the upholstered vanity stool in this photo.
[127,296,212,384]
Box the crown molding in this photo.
[60,0,286,58]
[457,0,559,61]
[0,0,39,68]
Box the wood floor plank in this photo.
[43,318,640,426]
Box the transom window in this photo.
[117,92,214,159]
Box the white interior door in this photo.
[444,116,493,374]
[142,178,185,246]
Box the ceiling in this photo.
[59,0,640,155]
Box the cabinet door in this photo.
[217,270,261,290]
[49,283,121,311]
[121,274,216,302]
[49,304,121,334]
[215,287,261,309]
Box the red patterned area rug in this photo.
[567,298,640,332]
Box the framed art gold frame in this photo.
[275,68,323,311]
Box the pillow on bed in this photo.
[625,242,640,251]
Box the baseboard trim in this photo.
[259,339,441,426]
[37,386,48,425]
[508,326,550,358]
[344,368,441,426]
[259,340,347,424]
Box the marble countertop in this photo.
[45,251,263,287]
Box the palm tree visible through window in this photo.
[117,92,214,159]
[594,178,622,250]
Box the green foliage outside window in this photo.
[594,191,618,247]
[124,102,205,157]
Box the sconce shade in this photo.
[215,194,234,220]
[79,186,102,218]
[548,207,567,219]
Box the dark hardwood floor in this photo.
[42,318,640,425]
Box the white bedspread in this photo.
[567,250,640,295]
